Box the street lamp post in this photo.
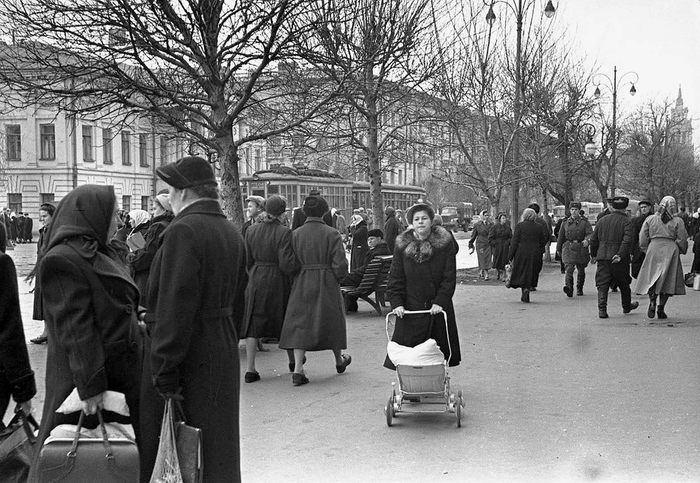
[593,66,638,197]
[485,0,556,220]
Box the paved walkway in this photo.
[6,242,700,482]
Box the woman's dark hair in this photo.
[40,203,56,216]
[190,183,219,200]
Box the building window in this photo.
[122,195,131,211]
[254,148,262,172]
[6,125,21,161]
[40,193,55,205]
[82,125,94,162]
[141,195,150,211]
[103,128,113,164]
[39,124,55,160]
[121,131,131,165]
[160,137,168,166]
[8,193,22,213]
[139,133,148,167]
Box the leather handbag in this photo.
[173,400,203,483]
[0,408,39,483]
[36,410,139,483]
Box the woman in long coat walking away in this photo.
[508,208,549,303]
[29,185,142,482]
[469,210,494,280]
[242,195,299,382]
[384,203,460,369]
[635,196,688,319]
[350,217,369,271]
[279,194,352,386]
[488,212,512,281]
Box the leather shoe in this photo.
[657,307,668,319]
[623,302,639,314]
[30,335,48,344]
[563,286,573,298]
[244,371,260,383]
[598,310,609,319]
[521,289,530,303]
[336,354,352,374]
[292,373,309,386]
[647,302,656,319]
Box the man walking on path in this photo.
[589,196,639,319]
[383,206,401,253]
[631,200,653,278]
[141,155,247,483]
[556,201,593,297]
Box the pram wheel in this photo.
[456,400,462,427]
[385,395,394,427]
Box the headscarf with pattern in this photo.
[657,196,676,224]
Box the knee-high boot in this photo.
[576,270,585,296]
[597,288,608,319]
[621,284,638,313]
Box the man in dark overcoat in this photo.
[0,253,36,425]
[631,200,653,278]
[556,201,593,297]
[23,212,33,242]
[350,217,369,271]
[342,228,392,312]
[383,206,402,253]
[142,156,247,483]
[589,196,639,319]
[291,189,333,229]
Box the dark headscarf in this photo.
[44,185,116,252]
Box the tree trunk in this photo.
[219,138,246,229]
[366,90,384,230]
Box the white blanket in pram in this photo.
[387,338,445,366]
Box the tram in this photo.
[240,167,426,220]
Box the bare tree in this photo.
[296,0,437,227]
[0,0,338,226]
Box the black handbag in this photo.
[0,408,39,483]
[173,400,203,483]
[37,410,139,483]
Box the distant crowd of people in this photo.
[0,208,34,247]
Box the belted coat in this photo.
[280,218,348,351]
[142,198,248,483]
[556,215,593,265]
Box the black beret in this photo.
[156,156,216,189]
[265,195,287,217]
[302,195,329,218]
[611,196,629,209]
[367,229,384,238]
[528,203,540,214]
[569,201,582,209]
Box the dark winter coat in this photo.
[291,206,333,230]
[384,214,402,253]
[280,218,348,351]
[30,185,143,483]
[508,219,549,290]
[384,226,461,368]
[589,210,633,262]
[0,254,36,423]
[23,216,33,241]
[342,240,392,287]
[241,218,298,339]
[142,198,247,483]
[556,215,593,265]
[129,213,174,306]
[31,226,48,320]
[0,221,5,252]
[350,220,369,271]
[488,222,512,270]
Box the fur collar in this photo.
[396,225,452,263]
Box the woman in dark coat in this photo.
[129,194,173,306]
[384,203,461,369]
[508,208,549,303]
[488,212,512,281]
[0,253,36,425]
[350,218,369,271]
[280,194,352,386]
[29,185,142,482]
[28,202,56,344]
[242,195,299,382]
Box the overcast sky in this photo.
[552,0,700,148]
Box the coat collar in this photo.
[396,225,452,263]
[176,198,225,219]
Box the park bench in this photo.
[341,255,393,316]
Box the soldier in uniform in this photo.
[556,201,593,297]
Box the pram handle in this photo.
[392,309,444,315]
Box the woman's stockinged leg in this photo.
[245,337,258,373]
[294,349,306,374]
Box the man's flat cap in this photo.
[156,156,216,189]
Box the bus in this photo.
[241,167,426,221]
[552,201,605,226]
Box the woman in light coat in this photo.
[635,196,688,319]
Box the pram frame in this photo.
[384,309,464,427]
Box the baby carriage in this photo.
[384,310,464,427]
